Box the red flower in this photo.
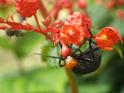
[64,12,92,38]
[94,27,123,50]
[60,12,91,47]
[16,0,39,17]
[60,26,84,46]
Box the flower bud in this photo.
[61,41,72,58]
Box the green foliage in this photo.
[41,41,53,62]
[13,32,44,59]
[0,67,67,93]
[0,37,12,49]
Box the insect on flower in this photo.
[49,26,102,75]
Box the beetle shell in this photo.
[72,44,102,75]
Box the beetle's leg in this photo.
[86,24,96,60]
[68,44,82,52]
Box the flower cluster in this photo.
[16,0,40,17]
[0,0,123,58]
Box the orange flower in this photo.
[94,27,123,50]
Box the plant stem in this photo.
[34,14,52,40]
[34,14,42,32]
[38,0,48,19]
[65,68,79,93]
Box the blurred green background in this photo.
[0,0,124,93]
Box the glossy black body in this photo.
[71,44,102,75]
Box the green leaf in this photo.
[13,32,44,59]
[114,45,123,58]
[41,41,53,62]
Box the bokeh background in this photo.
[0,0,124,93]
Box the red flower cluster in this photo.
[59,12,92,57]
[16,0,39,17]
[0,11,123,57]
[0,0,123,59]
[61,12,91,45]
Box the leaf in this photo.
[114,45,123,58]
[13,32,44,59]
[41,41,53,62]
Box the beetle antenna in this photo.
[33,53,64,60]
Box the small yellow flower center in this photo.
[101,34,108,40]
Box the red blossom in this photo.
[60,12,91,47]
[94,27,123,50]
[64,12,92,38]
[60,26,84,46]
[16,0,39,17]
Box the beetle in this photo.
[65,43,102,75]
[49,29,102,75]
[36,25,102,75]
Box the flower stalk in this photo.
[65,68,79,93]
